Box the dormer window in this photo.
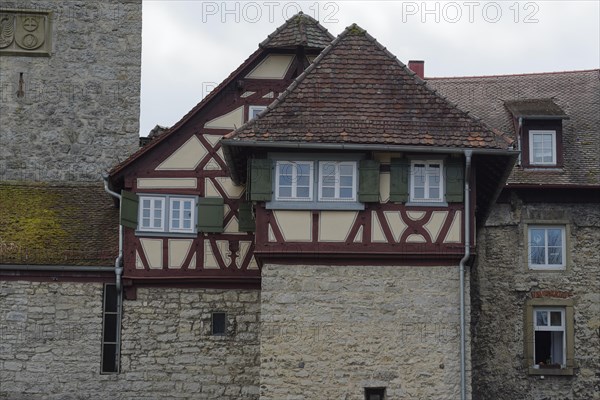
[529,130,557,165]
[504,99,568,168]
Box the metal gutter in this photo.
[459,150,472,400]
[221,139,519,155]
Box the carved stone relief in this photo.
[0,9,52,56]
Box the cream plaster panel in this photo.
[273,211,312,242]
[140,239,163,269]
[307,55,316,63]
[423,211,448,242]
[188,252,197,269]
[168,239,193,269]
[155,135,206,171]
[248,256,259,270]
[245,54,294,79]
[216,240,232,267]
[224,216,240,234]
[262,91,274,98]
[371,211,387,243]
[240,91,255,98]
[319,211,358,242]
[203,159,221,171]
[406,234,427,243]
[214,177,245,199]
[135,251,144,269]
[204,134,221,147]
[444,211,462,243]
[237,241,251,269]
[268,225,276,242]
[383,211,408,242]
[137,178,197,189]
[407,211,426,221]
[379,172,390,203]
[204,106,244,129]
[203,240,219,269]
[216,147,225,161]
[354,226,363,243]
[204,179,222,198]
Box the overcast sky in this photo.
[140,0,599,136]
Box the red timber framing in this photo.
[253,203,471,264]
[109,19,333,286]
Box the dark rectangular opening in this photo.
[101,283,119,373]
[212,312,226,335]
[365,387,386,400]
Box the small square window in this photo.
[249,105,267,120]
[318,161,357,202]
[529,130,557,165]
[137,195,197,234]
[364,387,386,400]
[410,160,443,202]
[212,312,226,335]
[275,161,314,201]
[528,226,566,269]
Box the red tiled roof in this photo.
[0,183,118,266]
[428,69,600,186]
[224,25,513,150]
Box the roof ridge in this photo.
[427,68,600,80]
[259,11,333,49]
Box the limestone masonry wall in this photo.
[0,1,141,182]
[259,264,472,400]
[0,281,261,399]
[472,203,600,400]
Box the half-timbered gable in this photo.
[107,13,333,289]
[222,24,518,265]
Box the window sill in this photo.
[406,201,448,207]
[135,231,197,238]
[528,265,566,271]
[266,201,365,211]
[528,366,574,376]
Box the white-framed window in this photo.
[533,307,566,366]
[318,161,357,202]
[169,197,195,233]
[528,226,566,269]
[410,160,443,202]
[248,105,267,120]
[275,161,313,201]
[529,130,557,165]
[138,195,197,233]
[139,196,165,232]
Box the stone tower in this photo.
[0,0,141,182]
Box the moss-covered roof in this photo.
[0,183,118,266]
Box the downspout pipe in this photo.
[102,173,123,373]
[102,174,123,293]
[459,150,472,400]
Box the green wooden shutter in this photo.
[197,197,224,233]
[120,190,139,229]
[358,159,380,202]
[238,201,255,232]
[249,158,272,201]
[389,158,410,203]
[445,158,464,202]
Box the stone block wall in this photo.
[472,203,600,399]
[0,1,141,182]
[0,281,261,399]
[259,264,471,400]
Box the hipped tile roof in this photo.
[225,24,513,150]
[428,70,600,186]
[0,183,118,266]
[260,12,334,49]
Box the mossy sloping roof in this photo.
[0,183,118,266]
